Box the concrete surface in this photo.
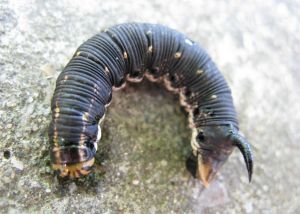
[1,0,300,213]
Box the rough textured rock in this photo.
[1,0,300,213]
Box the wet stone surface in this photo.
[1,0,300,213]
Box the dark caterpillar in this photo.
[49,23,253,187]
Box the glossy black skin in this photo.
[187,125,235,177]
[196,125,235,162]
[49,23,246,177]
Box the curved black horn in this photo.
[230,132,253,182]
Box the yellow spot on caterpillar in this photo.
[185,39,193,46]
[196,69,204,75]
[146,30,152,35]
[104,66,109,75]
[123,51,128,59]
[93,84,98,93]
[148,45,153,52]
[211,95,217,99]
[79,131,86,146]
[76,51,81,56]
[64,75,68,80]
[174,52,182,59]
[53,132,58,146]
[52,122,59,146]
[82,112,89,121]
[54,107,60,118]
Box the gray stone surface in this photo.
[1,0,300,213]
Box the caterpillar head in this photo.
[191,124,253,187]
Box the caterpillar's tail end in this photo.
[230,132,253,183]
[52,158,95,178]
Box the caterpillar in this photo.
[49,23,253,187]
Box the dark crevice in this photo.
[3,150,11,159]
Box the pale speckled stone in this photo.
[68,182,78,194]
[1,0,300,213]
[11,157,24,171]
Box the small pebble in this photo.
[32,124,38,132]
[244,202,253,213]
[132,179,140,185]
[27,97,34,103]
[6,124,13,129]
[69,182,77,194]
[3,176,11,184]
[161,159,168,167]
[262,185,269,192]
[31,181,42,189]
[6,101,17,107]
[11,157,24,171]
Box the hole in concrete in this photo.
[3,150,11,159]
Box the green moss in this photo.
[91,81,193,210]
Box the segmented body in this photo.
[49,23,252,184]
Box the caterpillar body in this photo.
[49,23,253,187]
